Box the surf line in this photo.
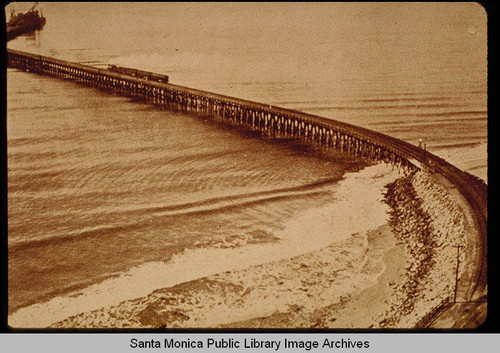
[9,163,398,328]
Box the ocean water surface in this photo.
[6,2,487,326]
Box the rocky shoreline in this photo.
[376,171,467,328]
[47,169,468,329]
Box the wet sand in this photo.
[311,229,407,329]
[223,225,407,329]
[229,171,473,329]
[51,224,403,329]
[43,169,475,329]
[14,163,399,328]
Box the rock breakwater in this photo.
[20,166,470,329]
[380,171,467,328]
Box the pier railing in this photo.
[7,48,487,301]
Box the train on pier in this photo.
[107,64,169,84]
[7,48,488,329]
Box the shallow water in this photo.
[6,2,487,324]
[7,69,367,314]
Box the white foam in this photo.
[9,163,398,328]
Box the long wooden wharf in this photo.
[7,48,487,325]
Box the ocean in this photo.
[6,2,487,326]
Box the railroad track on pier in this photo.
[7,48,487,327]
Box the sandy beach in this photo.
[50,224,403,329]
[44,164,472,329]
[222,225,407,329]
[4,157,476,330]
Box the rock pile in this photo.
[379,171,467,327]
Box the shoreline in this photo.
[310,226,407,329]
[10,165,482,329]
[221,224,407,329]
[46,163,407,328]
[49,224,401,329]
[11,163,398,328]
[222,169,480,329]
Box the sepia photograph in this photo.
[5,2,487,330]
